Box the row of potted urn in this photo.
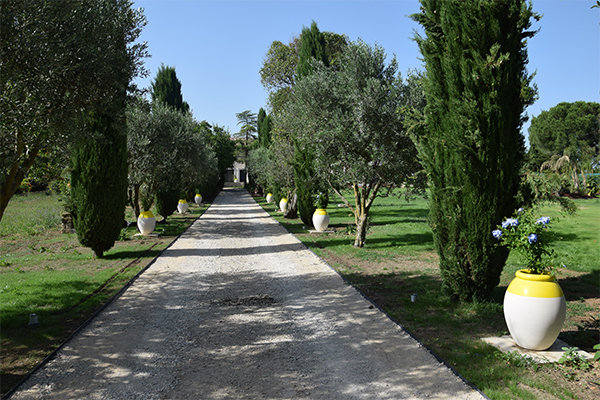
[265,193,330,232]
[137,194,203,235]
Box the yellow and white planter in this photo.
[312,208,330,231]
[266,193,273,203]
[194,194,202,205]
[177,199,189,214]
[279,198,288,213]
[137,211,156,235]
[503,269,566,351]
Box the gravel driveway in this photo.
[9,188,486,400]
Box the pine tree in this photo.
[411,0,539,301]
[71,112,128,258]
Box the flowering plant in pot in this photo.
[312,191,329,209]
[492,208,556,275]
[493,207,566,350]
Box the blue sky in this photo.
[133,0,599,143]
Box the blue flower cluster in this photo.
[501,218,519,229]
[536,216,550,226]
[491,209,556,274]
[528,233,538,243]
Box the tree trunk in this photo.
[131,184,141,219]
[354,212,369,247]
[284,192,298,219]
[0,131,40,223]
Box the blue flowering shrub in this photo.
[493,208,557,275]
[312,191,329,209]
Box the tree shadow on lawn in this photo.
[559,269,600,301]
[301,232,435,250]
[103,248,164,261]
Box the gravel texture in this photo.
[9,188,486,400]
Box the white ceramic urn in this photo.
[279,198,288,213]
[504,270,566,350]
[194,194,202,205]
[177,199,189,214]
[312,209,330,231]
[137,211,156,235]
[266,193,273,203]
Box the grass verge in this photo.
[255,191,600,400]
[0,192,208,396]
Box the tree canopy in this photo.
[259,31,347,114]
[528,101,600,181]
[0,0,148,222]
[150,64,190,113]
[125,99,216,218]
[278,39,425,247]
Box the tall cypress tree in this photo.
[294,21,330,225]
[151,64,189,112]
[257,108,273,148]
[296,20,329,79]
[411,1,539,301]
[71,112,128,258]
[150,64,188,218]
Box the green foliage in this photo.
[558,347,592,371]
[528,101,599,177]
[279,39,424,247]
[125,99,217,216]
[257,109,273,148]
[150,64,189,112]
[411,0,539,301]
[517,171,577,214]
[259,32,347,114]
[71,112,128,258]
[296,20,329,80]
[312,191,329,209]
[154,188,180,221]
[293,141,317,227]
[1,0,148,223]
[492,208,558,274]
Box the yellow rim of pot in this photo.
[314,208,328,215]
[506,269,563,298]
[139,211,154,219]
[280,198,288,203]
[178,199,187,203]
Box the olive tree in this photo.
[278,40,425,247]
[126,100,216,219]
[0,0,148,222]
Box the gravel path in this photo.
[9,188,486,400]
